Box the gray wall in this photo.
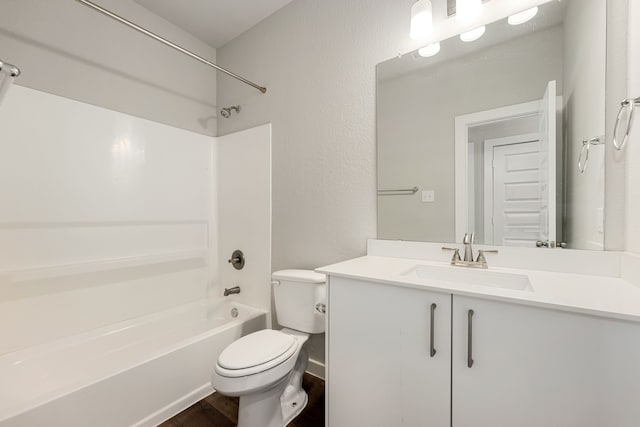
[216,0,420,271]
[0,0,217,135]
[377,26,564,242]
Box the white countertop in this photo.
[317,255,640,323]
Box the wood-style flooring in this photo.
[159,373,324,427]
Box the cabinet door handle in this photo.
[467,309,474,368]
[430,303,437,357]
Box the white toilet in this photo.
[211,269,326,427]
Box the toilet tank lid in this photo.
[272,269,326,283]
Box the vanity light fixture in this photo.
[410,0,433,40]
[418,42,441,57]
[460,25,485,42]
[508,6,538,25]
[456,0,482,22]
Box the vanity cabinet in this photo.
[328,277,640,427]
[327,277,451,427]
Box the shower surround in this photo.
[0,85,272,425]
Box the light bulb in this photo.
[456,0,482,22]
[508,7,539,25]
[410,0,433,41]
[460,25,486,42]
[418,42,441,57]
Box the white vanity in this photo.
[318,240,640,427]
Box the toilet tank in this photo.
[272,269,326,334]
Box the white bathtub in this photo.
[0,298,267,427]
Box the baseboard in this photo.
[306,358,325,380]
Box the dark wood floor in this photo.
[159,373,324,427]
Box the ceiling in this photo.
[133,0,294,48]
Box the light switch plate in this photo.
[422,190,435,202]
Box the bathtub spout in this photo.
[224,286,241,296]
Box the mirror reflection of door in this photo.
[484,135,541,246]
[461,80,559,248]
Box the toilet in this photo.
[211,269,326,427]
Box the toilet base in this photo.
[237,348,308,427]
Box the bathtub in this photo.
[0,298,267,427]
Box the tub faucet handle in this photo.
[228,249,245,270]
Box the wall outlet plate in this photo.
[422,190,435,202]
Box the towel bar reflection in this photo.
[578,136,604,174]
[377,186,419,196]
[613,97,640,151]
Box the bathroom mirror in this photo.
[377,0,610,250]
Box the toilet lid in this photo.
[218,329,297,371]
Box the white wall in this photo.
[563,0,606,250]
[625,0,640,254]
[377,27,563,242]
[0,0,217,135]
[604,0,628,251]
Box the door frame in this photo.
[454,100,540,242]
[483,134,540,244]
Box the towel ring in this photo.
[613,97,640,151]
[578,136,604,174]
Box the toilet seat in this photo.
[216,330,299,378]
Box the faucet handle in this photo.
[442,247,462,262]
[476,249,498,264]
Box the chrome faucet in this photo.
[462,232,475,262]
[224,286,241,296]
[442,233,498,269]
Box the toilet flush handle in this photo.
[315,303,326,314]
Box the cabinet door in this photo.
[328,277,451,427]
[452,295,640,427]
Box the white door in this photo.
[484,135,541,246]
[452,295,640,427]
[538,80,557,246]
[328,277,451,426]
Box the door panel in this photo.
[487,139,541,246]
[452,295,640,427]
[328,277,451,426]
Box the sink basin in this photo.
[403,264,533,291]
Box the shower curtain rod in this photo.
[0,59,20,77]
[75,0,267,94]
